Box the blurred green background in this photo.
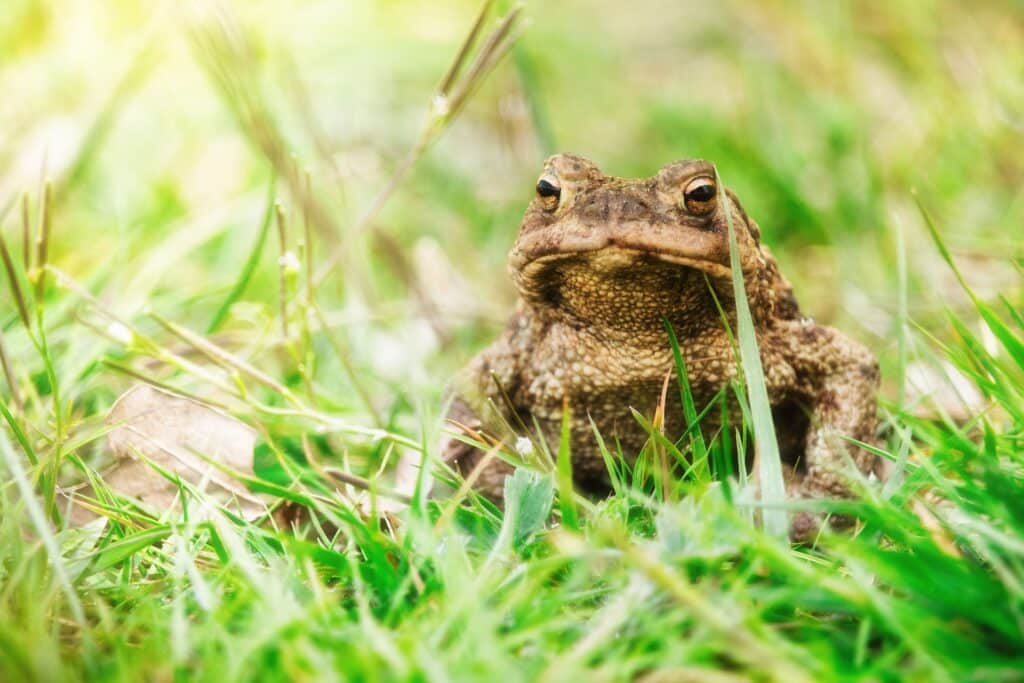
[1,0,1022,416]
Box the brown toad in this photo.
[442,154,880,538]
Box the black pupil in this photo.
[537,179,561,198]
[687,183,715,202]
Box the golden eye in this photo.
[683,176,717,214]
[535,175,561,210]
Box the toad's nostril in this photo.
[618,195,650,221]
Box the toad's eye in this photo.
[683,176,717,213]
[536,176,561,209]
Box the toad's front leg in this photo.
[439,314,536,504]
[440,394,517,503]
[776,321,881,539]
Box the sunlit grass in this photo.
[1,1,1023,681]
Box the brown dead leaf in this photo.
[94,384,265,520]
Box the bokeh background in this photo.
[1,0,1022,442]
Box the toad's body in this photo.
[443,154,880,537]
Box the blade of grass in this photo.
[916,195,1024,373]
[0,396,36,465]
[664,319,710,480]
[895,214,909,409]
[207,174,277,333]
[73,526,173,580]
[33,181,52,300]
[590,417,626,496]
[717,168,787,538]
[20,192,31,269]
[606,524,815,683]
[0,429,91,654]
[556,400,579,531]
[314,2,525,283]
[437,0,494,97]
[0,217,32,329]
[0,328,21,412]
[189,14,343,245]
[274,201,290,339]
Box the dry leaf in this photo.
[98,383,264,520]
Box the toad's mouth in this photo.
[509,220,737,286]
[513,245,733,293]
[510,246,738,328]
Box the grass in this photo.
[1,0,1024,681]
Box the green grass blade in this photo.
[663,318,710,480]
[895,215,909,408]
[717,168,787,538]
[1000,294,1024,331]
[916,196,1024,373]
[590,416,627,496]
[206,174,277,333]
[0,429,91,653]
[0,398,37,466]
[556,402,579,530]
[73,526,173,580]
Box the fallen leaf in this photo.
[94,384,264,521]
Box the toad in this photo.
[442,154,881,538]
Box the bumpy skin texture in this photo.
[442,154,880,539]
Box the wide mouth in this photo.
[512,246,732,327]
[515,246,733,284]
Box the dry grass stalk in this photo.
[0,223,31,329]
[33,181,52,300]
[189,15,342,246]
[20,192,30,268]
[274,202,290,340]
[0,328,22,411]
[314,1,525,283]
